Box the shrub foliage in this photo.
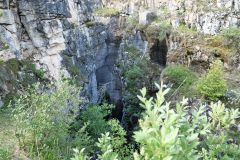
[197,60,227,100]
[13,80,81,159]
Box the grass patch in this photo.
[0,109,17,160]
[177,24,198,34]
[94,7,120,17]
[0,109,29,159]
[162,64,199,98]
[85,21,96,28]
[162,64,197,87]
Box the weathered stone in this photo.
[0,0,239,113]
[139,11,156,25]
[0,100,3,108]
[0,0,9,9]
[0,9,14,25]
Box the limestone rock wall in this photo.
[103,0,239,35]
[0,0,239,106]
[0,0,102,79]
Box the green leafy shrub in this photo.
[75,105,133,158]
[71,148,89,160]
[12,80,81,159]
[72,83,239,160]
[121,45,162,132]
[71,132,119,160]
[79,103,112,140]
[108,119,133,160]
[97,132,119,160]
[2,93,19,108]
[71,124,95,155]
[72,103,133,157]
[134,84,240,159]
[125,64,143,93]
[197,60,227,100]
[124,45,141,60]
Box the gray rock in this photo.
[139,11,156,25]
[0,100,3,108]
[0,0,239,114]
[0,9,14,25]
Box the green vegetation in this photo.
[0,59,45,108]
[0,43,9,51]
[62,55,86,84]
[0,110,14,160]
[220,27,240,41]
[121,45,162,132]
[0,10,3,17]
[202,27,240,62]
[94,7,120,17]
[204,35,231,62]
[6,58,19,74]
[220,27,240,50]
[197,60,227,100]
[1,4,240,160]
[70,84,240,159]
[0,148,11,160]
[85,21,96,28]
[162,64,197,87]
[13,80,80,159]
[9,79,132,159]
[2,93,19,108]
[78,103,112,140]
[21,60,45,79]
[162,64,198,98]
[177,23,198,34]
[71,132,119,160]
[74,104,132,159]
[127,16,138,28]
[145,20,172,40]
[0,73,239,160]
[0,59,45,79]
[134,85,240,159]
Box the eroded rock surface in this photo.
[0,0,239,108]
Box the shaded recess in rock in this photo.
[149,38,168,66]
[95,38,123,120]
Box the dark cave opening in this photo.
[96,66,123,121]
[149,38,168,66]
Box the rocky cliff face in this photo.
[0,0,121,106]
[0,0,239,109]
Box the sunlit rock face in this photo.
[0,0,239,107]
[0,0,125,109]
